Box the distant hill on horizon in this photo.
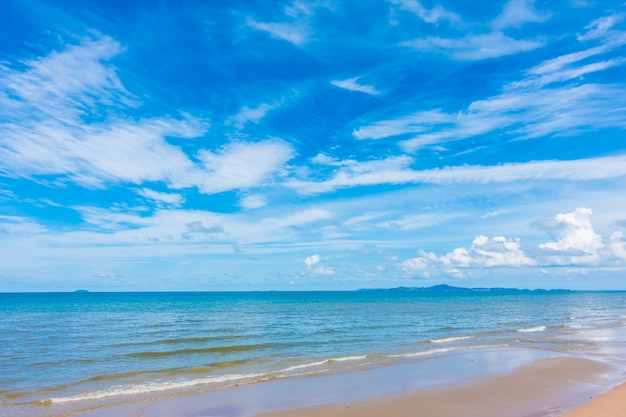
[357,284,571,293]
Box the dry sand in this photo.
[256,357,616,417]
[559,382,626,417]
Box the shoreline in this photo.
[254,357,616,417]
[62,349,619,417]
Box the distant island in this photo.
[357,284,571,293]
[73,289,90,293]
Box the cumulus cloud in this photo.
[304,254,320,268]
[401,257,428,272]
[538,207,604,264]
[437,235,537,268]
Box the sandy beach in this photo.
[28,352,621,417]
[255,358,617,417]
[559,382,626,417]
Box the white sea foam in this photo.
[45,373,264,404]
[429,336,474,343]
[517,326,547,333]
[281,355,367,373]
[390,343,509,359]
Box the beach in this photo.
[254,357,619,417]
[2,291,625,417]
[69,353,622,417]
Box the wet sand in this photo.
[559,382,626,417]
[57,351,618,417]
[255,358,615,417]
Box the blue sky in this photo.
[1,0,626,291]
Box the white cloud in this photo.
[195,140,294,194]
[183,221,225,239]
[0,36,134,122]
[246,1,324,46]
[286,154,626,195]
[0,215,48,236]
[312,265,335,275]
[390,0,460,24]
[138,188,185,207]
[403,32,544,61]
[0,36,298,197]
[538,207,604,265]
[491,0,550,30]
[353,110,453,140]
[229,103,277,129]
[401,257,428,272]
[304,254,320,268]
[608,231,626,261]
[240,194,267,210]
[262,207,331,228]
[311,153,352,166]
[331,77,380,95]
[398,0,548,61]
[393,81,626,150]
[577,13,625,41]
[424,235,537,268]
[378,213,455,230]
[247,20,309,45]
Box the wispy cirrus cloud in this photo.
[331,77,380,95]
[402,32,544,61]
[399,0,548,60]
[286,154,626,195]
[194,140,294,194]
[490,0,550,30]
[246,1,322,45]
[0,35,295,197]
[389,0,460,25]
[357,13,626,151]
[228,103,277,129]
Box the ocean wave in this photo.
[44,372,265,404]
[389,343,510,359]
[517,326,547,333]
[124,342,292,359]
[429,336,474,343]
[281,355,368,372]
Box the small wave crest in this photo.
[429,336,474,344]
[44,372,264,404]
[517,326,547,333]
[389,343,510,359]
[282,355,368,373]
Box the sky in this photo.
[1,0,626,291]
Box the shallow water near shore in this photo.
[1,290,626,416]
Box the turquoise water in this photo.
[1,291,625,416]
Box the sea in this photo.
[1,289,626,417]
